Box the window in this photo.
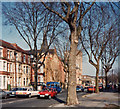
[24,78,25,86]
[7,63,9,72]
[18,77,21,86]
[23,66,26,73]
[10,51,12,59]
[26,78,28,86]
[26,66,28,74]
[16,53,18,61]
[3,76,6,88]
[10,63,12,72]
[7,50,9,59]
[3,61,6,70]
[23,55,26,63]
[0,48,3,57]
[40,66,43,73]
[19,64,21,73]
[0,76,1,87]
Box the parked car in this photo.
[99,85,103,91]
[16,87,39,98]
[46,82,62,93]
[88,85,103,92]
[0,89,8,99]
[7,88,19,97]
[84,87,88,92]
[76,86,84,92]
[87,86,96,92]
[37,88,57,99]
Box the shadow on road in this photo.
[53,96,66,103]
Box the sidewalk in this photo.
[50,92,120,108]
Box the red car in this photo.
[87,86,96,92]
[37,88,57,99]
[88,86,103,92]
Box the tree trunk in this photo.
[67,26,78,105]
[95,68,99,93]
[105,71,108,90]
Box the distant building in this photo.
[29,48,65,88]
[0,40,31,89]
[76,51,82,85]
[81,75,95,87]
[81,75,105,87]
[44,49,65,85]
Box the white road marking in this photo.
[2,97,36,105]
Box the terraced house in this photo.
[0,40,31,89]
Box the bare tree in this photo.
[3,2,63,90]
[101,24,119,89]
[107,69,118,85]
[41,1,95,105]
[79,3,119,93]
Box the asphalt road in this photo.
[1,90,87,108]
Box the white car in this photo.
[16,87,39,98]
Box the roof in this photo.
[0,40,29,54]
[25,49,56,55]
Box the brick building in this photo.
[30,49,65,87]
[0,40,31,89]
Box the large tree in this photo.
[3,2,63,90]
[42,1,95,105]
[79,3,119,93]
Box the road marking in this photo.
[2,98,36,105]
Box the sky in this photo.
[1,25,118,76]
[1,1,119,76]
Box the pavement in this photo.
[49,92,120,108]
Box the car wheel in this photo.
[48,95,51,99]
[37,96,40,99]
[28,94,32,98]
[4,95,7,99]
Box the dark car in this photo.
[8,88,19,97]
[76,86,84,92]
[0,89,8,99]
[46,82,62,93]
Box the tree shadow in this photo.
[53,96,66,104]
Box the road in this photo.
[1,90,87,108]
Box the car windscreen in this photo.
[11,88,18,91]
[17,88,27,91]
[89,87,95,88]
